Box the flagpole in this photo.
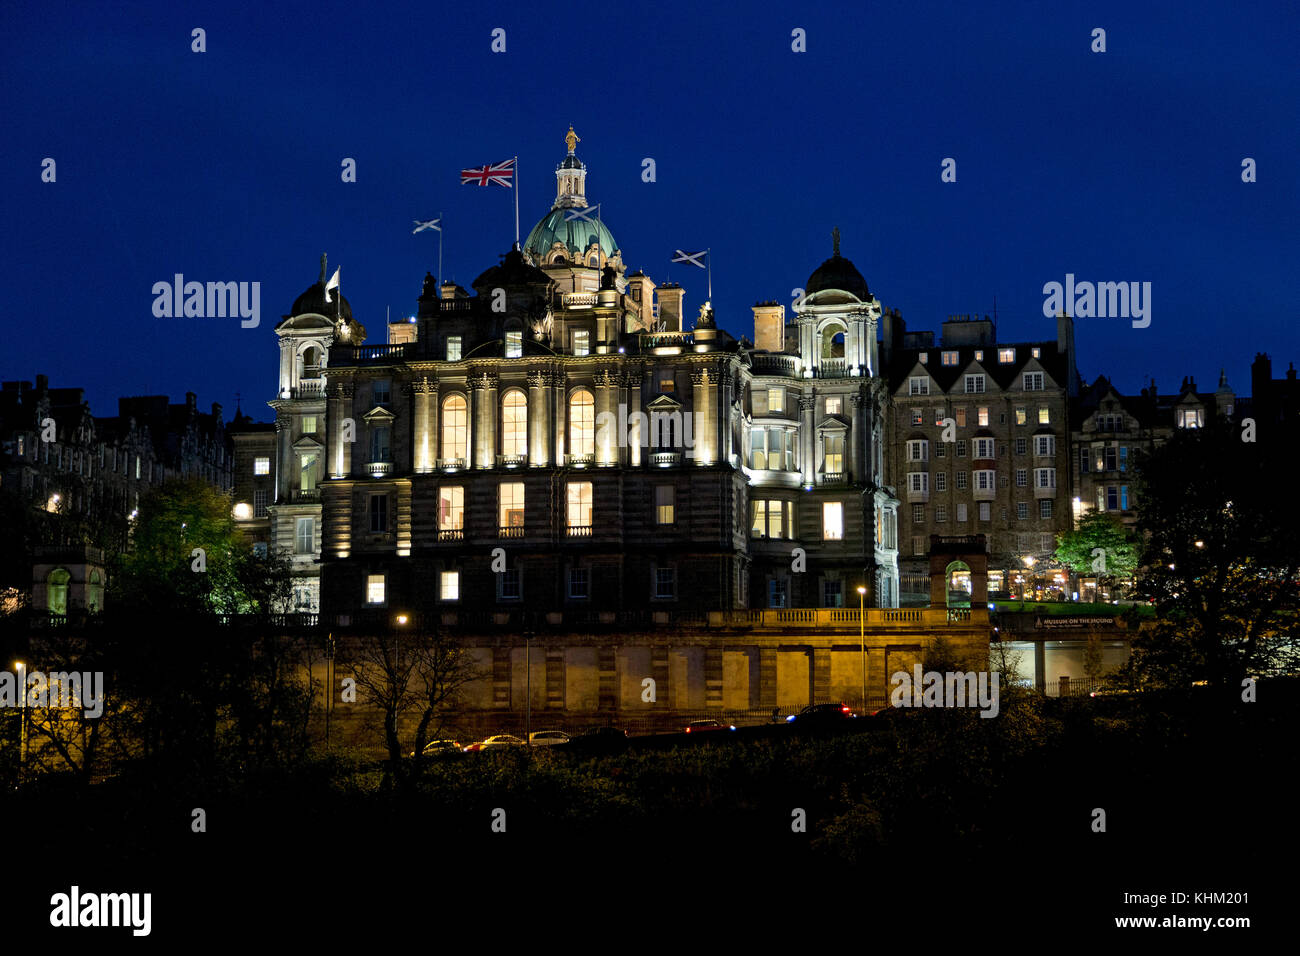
[438,211,443,287]
[707,248,712,300]
[513,156,520,249]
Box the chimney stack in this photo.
[752,301,786,352]
[656,283,684,332]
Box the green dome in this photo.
[524,207,620,262]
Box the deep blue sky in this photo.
[3,0,1297,420]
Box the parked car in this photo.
[684,719,736,733]
[463,734,526,752]
[786,703,856,724]
[528,730,572,747]
[408,739,462,759]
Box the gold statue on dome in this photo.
[565,126,580,152]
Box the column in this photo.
[799,395,816,487]
[527,370,549,466]
[412,377,436,473]
[811,647,832,704]
[594,368,619,466]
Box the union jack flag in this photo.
[460,158,515,187]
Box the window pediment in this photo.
[363,407,397,424]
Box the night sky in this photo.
[3,0,1297,419]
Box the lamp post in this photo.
[14,661,26,787]
[523,628,533,746]
[856,587,867,714]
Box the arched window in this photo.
[502,390,527,457]
[87,570,104,612]
[47,568,71,616]
[442,395,468,461]
[569,389,595,457]
[303,345,322,377]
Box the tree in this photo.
[113,478,291,619]
[1130,415,1300,689]
[1054,511,1138,598]
[343,625,483,787]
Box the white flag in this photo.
[323,267,340,303]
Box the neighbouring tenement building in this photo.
[241,129,905,621]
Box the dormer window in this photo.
[998,348,1015,364]
[941,351,959,366]
[1177,407,1203,429]
[918,353,928,364]
[974,350,984,361]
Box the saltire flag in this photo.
[412,217,441,233]
[323,266,341,303]
[461,159,515,187]
[563,204,601,223]
[671,249,707,269]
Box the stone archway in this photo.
[928,535,988,609]
[944,560,972,608]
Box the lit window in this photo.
[978,407,989,426]
[911,408,924,426]
[440,571,460,601]
[295,517,314,554]
[502,391,527,457]
[301,415,317,435]
[768,388,785,412]
[655,485,675,524]
[974,350,984,361]
[941,351,959,366]
[446,336,462,361]
[826,396,842,415]
[1177,407,1203,429]
[505,330,523,358]
[751,500,792,539]
[1015,407,1027,426]
[567,481,593,529]
[254,457,270,475]
[569,389,595,457]
[499,482,525,530]
[1032,347,1041,358]
[438,486,464,531]
[1038,407,1051,425]
[573,330,590,356]
[442,395,468,460]
[366,574,385,605]
[998,348,1015,364]
[955,408,967,427]
[822,502,844,540]
[660,377,675,392]
[823,434,844,473]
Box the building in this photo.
[883,312,1080,604]
[244,130,902,619]
[1,375,232,526]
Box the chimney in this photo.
[441,280,468,300]
[882,308,906,366]
[657,283,684,332]
[752,301,786,352]
[626,272,656,330]
[36,373,49,394]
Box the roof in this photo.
[524,207,620,261]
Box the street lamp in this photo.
[14,661,26,787]
[857,586,867,713]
